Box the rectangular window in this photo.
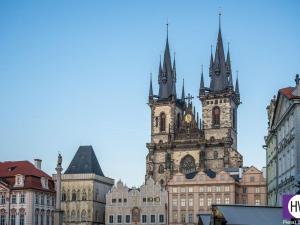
[199,198,204,207]
[181,198,186,207]
[0,195,5,204]
[112,198,116,203]
[250,176,255,182]
[11,195,17,204]
[255,187,260,193]
[181,213,186,223]
[243,187,247,193]
[216,186,221,192]
[207,198,212,206]
[20,194,25,204]
[41,194,44,205]
[188,187,193,192]
[159,215,164,223]
[0,215,5,225]
[20,215,25,225]
[125,215,130,223]
[199,186,204,192]
[117,215,122,223]
[109,215,114,224]
[47,196,50,206]
[225,197,230,204]
[173,213,177,223]
[207,186,211,192]
[142,215,147,223]
[225,186,230,192]
[188,198,193,207]
[188,213,193,223]
[150,215,155,223]
[216,198,221,204]
[143,198,147,202]
[46,215,49,225]
[40,214,43,225]
[172,199,177,207]
[180,187,186,193]
[11,215,16,225]
[118,198,122,203]
[255,199,260,206]
[124,198,127,203]
[35,214,38,225]
[172,187,177,193]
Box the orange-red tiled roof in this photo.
[279,87,299,100]
[0,161,51,179]
[0,161,55,192]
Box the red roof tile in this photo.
[0,161,51,179]
[279,87,299,100]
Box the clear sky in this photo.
[0,0,299,186]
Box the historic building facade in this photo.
[237,166,267,206]
[53,145,114,225]
[0,160,56,225]
[265,74,300,206]
[167,170,236,225]
[146,18,243,187]
[105,178,167,225]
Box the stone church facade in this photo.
[146,19,243,186]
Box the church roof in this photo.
[65,145,104,177]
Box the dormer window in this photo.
[41,177,49,189]
[14,174,24,187]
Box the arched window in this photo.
[61,190,66,201]
[77,190,80,200]
[67,190,70,201]
[232,108,237,130]
[158,164,164,174]
[82,189,87,201]
[160,113,166,132]
[180,155,196,174]
[71,190,76,201]
[160,179,164,186]
[81,210,87,222]
[177,113,181,129]
[71,210,76,221]
[212,107,220,126]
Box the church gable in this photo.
[272,92,292,127]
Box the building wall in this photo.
[167,171,236,225]
[105,178,167,225]
[237,166,267,206]
[56,173,113,225]
[0,188,55,225]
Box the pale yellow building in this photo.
[54,146,114,225]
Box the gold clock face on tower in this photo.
[184,114,192,123]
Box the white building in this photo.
[265,74,300,205]
[0,159,56,225]
[105,178,167,225]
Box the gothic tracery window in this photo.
[160,113,166,132]
[212,106,220,126]
[180,155,196,174]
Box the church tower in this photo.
[146,26,185,185]
[199,15,240,150]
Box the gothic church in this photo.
[146,19,243,186]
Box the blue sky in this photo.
[0,1,299,186]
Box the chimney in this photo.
[34,159,42,170]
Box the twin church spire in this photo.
[149,16,240,103]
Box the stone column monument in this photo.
[54,153,64,225]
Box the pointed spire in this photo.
[209,45,214,77]
[181,78,185,101]
[210,13,228,91]
[226,42,232,73]
[149,73,153,100]
[171,52,177,97]
[199,119,202,130]
[200,64,205,95]
[235,71,240,95]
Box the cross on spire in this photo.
[218,11,222,31]
[166,20,169,39]
[295,74,300,85]
[185,93,194,105]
